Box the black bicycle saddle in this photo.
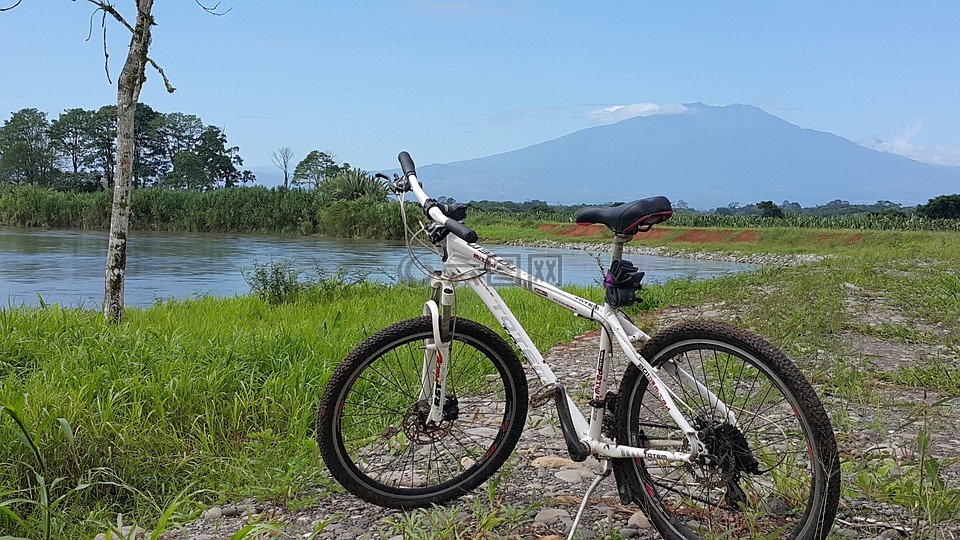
[575,196,673,235]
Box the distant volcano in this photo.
[414,103,960,209]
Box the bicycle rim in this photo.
[320,317,527,507]
[618,323,838,539]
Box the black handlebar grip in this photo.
[445,219,478,243]
[398,151,416,178]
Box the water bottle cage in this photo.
[604,259,645,308]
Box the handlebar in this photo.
[397,151,478,244]
[398,151,417,179]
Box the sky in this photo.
[2,1,959,186]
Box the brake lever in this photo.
[387,172,409,194]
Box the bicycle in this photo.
[317,152,841,540]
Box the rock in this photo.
[627,511,651,528]
[532,455,577,468]
[555,469,586,482]
[534,508,571,524]
[201,506,222,520]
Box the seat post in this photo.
[610,233,632,263]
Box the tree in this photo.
[166,150,206,190]
[49,108,97,174]
[917,194,960,219]
[270,146,295,189]
[194,125,253,189]
[0,108,59,186]
[133,103,167,187]
[89,105,117,189]
[292,150,344,189]
[154,111,204,169]
[756,200,784,219]
[781,200,803,214]
[101,0,170,321]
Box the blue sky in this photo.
[2,1,959,183]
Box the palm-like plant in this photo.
[322,168,388,202]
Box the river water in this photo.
[0,227,755,308]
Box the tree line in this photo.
[722,197,960,220]
[472,196,960,220]
[0,105,261,192]
[0,105,388,196]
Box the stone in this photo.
[627,511,651,528]
[201,506,222,520]
[555,469,586,482]
[534,508,571,523]
[531,455,577,468]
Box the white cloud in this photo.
[585,102,690,124]
[859,122,960,167]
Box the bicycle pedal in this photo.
[530,384,559,408]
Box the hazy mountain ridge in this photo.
[416,103,960,209]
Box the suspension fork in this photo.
[419,275,456,424]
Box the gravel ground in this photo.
[497,239,829,267]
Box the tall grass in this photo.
[0,186,403,238]
[5,186,960,236]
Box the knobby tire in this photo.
[614,320,840,540]
[317,316,528,509]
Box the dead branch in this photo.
[148,57,176,93]
[101,11,111,83]
[195,0,231,16]
[81,0,174,93]
[86,0,134,33]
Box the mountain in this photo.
[414,103,960,209]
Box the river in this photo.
[0,227,756,308]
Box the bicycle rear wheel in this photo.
[614,320,840,540]
[317,316,528,509]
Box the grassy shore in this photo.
[0,280,602,538]
[3,223,960,538]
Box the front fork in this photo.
[419,276,455,424]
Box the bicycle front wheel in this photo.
[614,320,840,540]
[317,316,528,509]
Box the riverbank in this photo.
[497,237,828,266]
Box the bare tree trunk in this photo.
[103,0,154,322]
[271,147,295,189]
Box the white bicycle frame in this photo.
[406,171,736,464]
